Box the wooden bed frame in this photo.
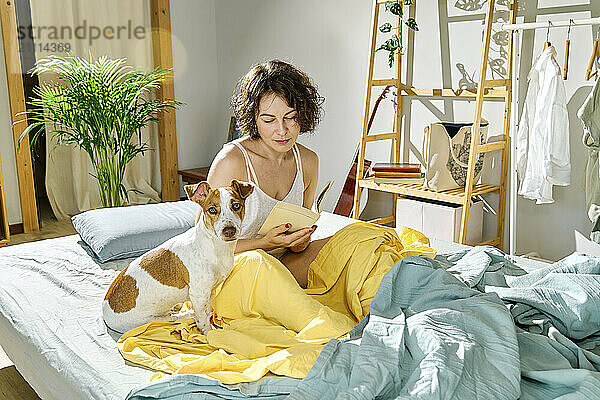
[0,0,180,235]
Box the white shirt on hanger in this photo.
[516,45,570,204]
[578,75,600,222]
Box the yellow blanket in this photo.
[117,222,435,384]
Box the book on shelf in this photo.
[258,180,333,235]
[372,163,421,173]
[372,176,425,185]
[374,171,423,178]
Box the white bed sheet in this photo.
[0,212,547,400]
[314,212,548,272]
[0,234,154,400]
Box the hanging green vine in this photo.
[376,0,419,67]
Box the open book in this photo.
[258,181,334,235]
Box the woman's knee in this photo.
[280,237,331,288]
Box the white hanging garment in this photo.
[516,46,571,204]
[578,75,600,222]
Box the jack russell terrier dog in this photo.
[102,179,254,334]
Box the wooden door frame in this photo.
[1,0,179,232]
[150,0,179,202]
[0,0,38,233]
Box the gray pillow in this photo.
[72,200,199,263]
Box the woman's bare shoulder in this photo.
[208,142,248,186]
[296,143,319,171]
[296,143,319,187]
[213,142,245,164]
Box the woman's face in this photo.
[255,92,300,154]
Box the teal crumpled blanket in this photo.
[126,248,600,400]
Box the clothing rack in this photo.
[501,18,600,32]
[501,17,600,257]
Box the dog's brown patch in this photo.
[230,179,254,200]
[226,189,246,222]
[105,265,139,313]
[227,180,253,223]
[200,189,221,232]
[139,248,190,289]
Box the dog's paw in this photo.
[170,302,185,314]
[194,317,212,334]
[169,308,195,321]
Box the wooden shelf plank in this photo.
[484,79,509,87]
[359,178,500,204]
[372,78,400,86]
[365,133,398,142]
[477,141,507,153]
[471,184,501,196]
[400,87,507,99]
[370,83,509,99]
[368,216,395,225]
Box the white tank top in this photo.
[228,140,305,239]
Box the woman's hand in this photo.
[289,225,317,252]
[260,224,316,252]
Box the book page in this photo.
[258,202,320,235]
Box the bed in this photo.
[0,211,598,399]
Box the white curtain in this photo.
[30,0,161,219]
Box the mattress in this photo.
[0,212,547,399]
[0,234,154,400]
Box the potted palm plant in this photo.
[18,54,181,208]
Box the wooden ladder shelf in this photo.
[353,0,517,248]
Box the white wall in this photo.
[213,0,373,213]
[171,0,220,191]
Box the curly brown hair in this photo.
[231,60,324,139]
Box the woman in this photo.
[207,59,329,287]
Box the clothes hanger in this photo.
[586,30,600,81]
[563,19,573,80]
[543,21,552,50]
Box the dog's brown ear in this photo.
[230,179,254,200]
[185,182,211,204]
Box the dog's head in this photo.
[185,179,254,242]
